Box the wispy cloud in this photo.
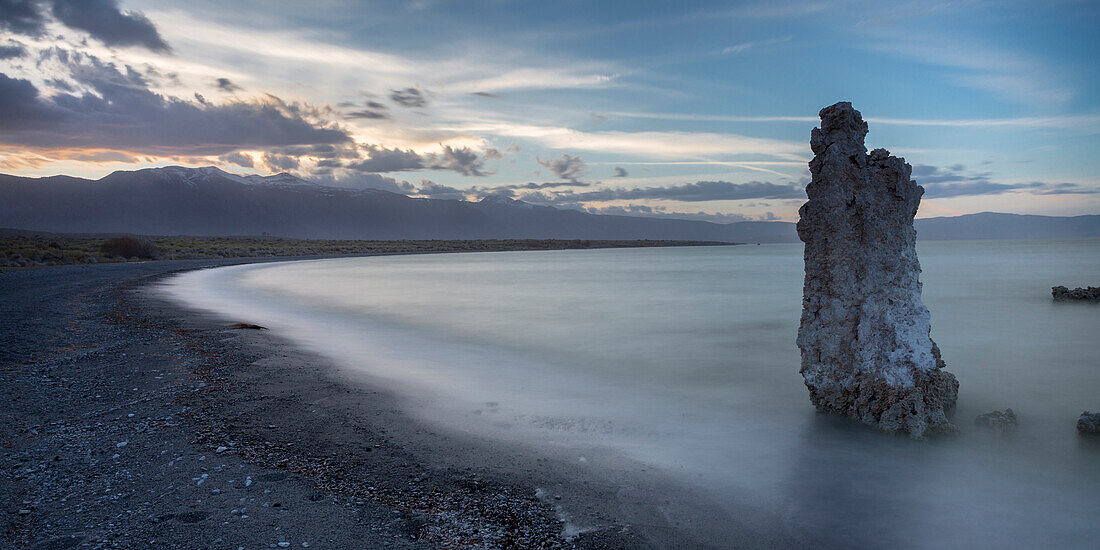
[865,32,1074,105]
[721,36,790,54]
[443,120,805,160]
[442,68,620,94]
[914,164,1099,197]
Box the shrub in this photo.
[100,237,160,259]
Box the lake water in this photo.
[164,239,1100,548]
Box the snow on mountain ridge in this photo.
[143,166,317,188]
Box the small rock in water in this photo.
[1052,286,1100,303]
[1076,412,1100,435]
[216,446,228,453]
[974,409,1018,433]
[229,322,269,330]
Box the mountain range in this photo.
[2,166,1097,242]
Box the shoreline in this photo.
[1,253,798,548]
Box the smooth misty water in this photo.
[165,240,1100,548]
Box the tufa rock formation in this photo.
[1052,286,1100,303]
[797,102,959,439]
[1077,412,1100,435]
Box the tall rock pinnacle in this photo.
[796,102,959,438]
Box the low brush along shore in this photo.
[0,229,731,269]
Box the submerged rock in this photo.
[974,409,1018,433]
[228,322,268,330]
[796,102,959,439]
[1077,412,1100,435]
[1052,286,1100,303]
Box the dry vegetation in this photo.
[0,231,729,269]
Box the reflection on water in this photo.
[164,239,1100,548]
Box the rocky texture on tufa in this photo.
[1052,286,1100,303]
[1078,412,1100,435]
[797,102,959,439]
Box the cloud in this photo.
[547,180,804,203]
[511,181,590,190]
[446,68,618,94]
[914,164,1099,197]
[613,166,628,177]
[215,77,242,92]
[721,36,790,54]
[261,152,299,171]
[348,145,424,172]
[868,33,1072,105]
[49,0,170,52]
[471,91,499,98]
[220,151,254,168]
[62,149,137,163]
[347,144,490,176]
[308,171,413,193]
[448,121,805,159]
[0,57,352,157]
[0,40,26,59]
[414,180,467,200]
[345,109,389,119]
[0,0,45,35]
[432,145,488,176]
[404,178,592,201]
[343,100,389,120]
[537,153,585,182]
[390,87,427,107]
[0,72,62,128]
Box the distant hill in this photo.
[914,212,1100,241]
[1,166,1097,242]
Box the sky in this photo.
[1,0,1098,222]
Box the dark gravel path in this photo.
[0,260,441,549]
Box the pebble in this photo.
[116,441,128,448]
[216,446,228,453]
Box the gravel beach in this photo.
[1,257,792,549]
